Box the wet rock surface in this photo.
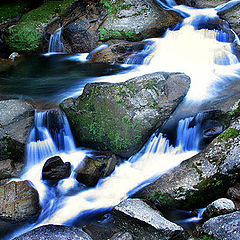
[200,211,240,240]
[135,118,240,209]
[42,156,71,181]
[61,72,190,158]
[0,180,41,223]
[202,198,236,219]
[13,224,93,240]
[112,198,186,240]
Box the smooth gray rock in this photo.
[13,224,93,240]
[200,211,240,240]
[0,180,41,223]
[203,198,236,219]
[112,199,186,240]
[61,72,190,158]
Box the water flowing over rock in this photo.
[202,198,236,219]
[60,72,190,157]
[112,198,186,240]
[0,180,41,223]
[99,0,182,42]
[200,211,240,240]
[13,224,93,240]
[42,156,71,181]
[135,118,240,209]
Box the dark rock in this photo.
[202,198,236,219]
[42,156,71,181]
[60,72,190,158]
[109,232,134,240]
[112,198,186,240]
[13,224,93,240]
[0,180,41,223]
[0,159,23,180]
[87,42,148,64]
[75,156,105,187]
[200,211,240,240]
[228,183,240,201]
[135,118,240,210]
[62,1,103,53]
[99,0,182,42]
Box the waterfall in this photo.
[26,110,75,167]
[48,27,65,53]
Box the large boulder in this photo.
[135,118,240,209]
[200,211,240,240]
[0,180,41,223]
[13,224,93,240]
[112,198,186,240]
[202,198,236,219]
[99,0,182,42]
[42,156,71,181]
[0,99,34,180]
[60,72,190,158]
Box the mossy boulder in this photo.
[4,0,77,53]
[135,118,240,209]
[60,72,190,158]
[98,0,182,42]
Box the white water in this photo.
[9,0,240,238]
[48,27,65,53]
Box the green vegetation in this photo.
[218,128,240,142]
[5,0,76,52]
[98,28,141,42]
[0,1,31,24]
[100,0,131,15]
[196,234,221,240]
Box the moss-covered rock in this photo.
[135,118,240,209]
[99,0,182,42]
[4,0,77,53]
[60,72,190,158]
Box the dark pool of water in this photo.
[0,54,132,103]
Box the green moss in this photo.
[150,191,176,207]
[0,1,31,24]
[218,128,240,142]
[100,0,130,15]
[5,0,76,52]
[196,234,221,240]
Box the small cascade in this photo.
[26,110,75,167]
[48,27,65,53]
[179,208,206,223]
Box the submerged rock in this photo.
[13,224,93,240]
[203,198,236,219]
[75,156,105,187]
[135,118,240,209]
[112,198,186,240]
[0,180,41,223]
[60,72,190,157]
[99,0,182,42]
[200,211,240,240]
[42,156,71,181]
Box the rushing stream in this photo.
[2,0,240,239]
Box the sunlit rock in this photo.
[60,72,190,158]
[0,180,41,223]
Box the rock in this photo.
[228,183,240,201]
[42,156,71,181]
[60,72,190,157]
[135,118,240,209]
[13,224,93,240]
[200,211,240,240]
[178,0,229,9]
[61,1,104,53]
[0,100,34,180]
[0,180,41,223]
[109,232,134,240]
[203,198,236,219]
[99,0,182,42]
[87,42,148,64]
[75,156,105,187]
[8,52,20,61]
[112,198,186,240]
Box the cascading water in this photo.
[48,27,65,53]
[7,0,240,238]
